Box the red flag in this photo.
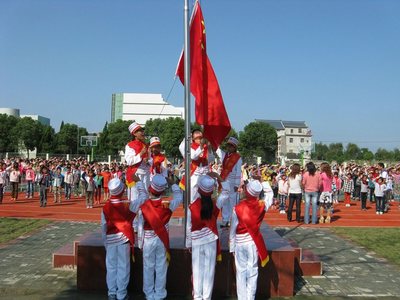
[176,0,231,149]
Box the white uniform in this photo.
[229,181,273,300]
[186,181,229,300]
[137,184,183,300]
[179,139,215,203]
[216,148,242,225]
[101,181,147,300]
[124,143,151,200]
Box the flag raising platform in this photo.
[75,222,317,298]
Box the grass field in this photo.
[332,227,400,266]
[0,218,51,244]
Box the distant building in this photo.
[0,108,51,158]
[0,108,20,117]
[257,119,312,163]
[20,114,50,126]
[111,93,184,125]
[0,108,50,126]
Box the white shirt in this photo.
[185,181,229,248]
[179,139,215,176]
[101,182,147,246]
[137,184,183,248]
[229,182,272,253]
[216,148,242,187]
[124,142,150,175]
[288,174,302,194]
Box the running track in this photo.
[0,192,399,227]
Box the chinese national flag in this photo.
[176,0,231,149]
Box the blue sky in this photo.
[0,0,399,151]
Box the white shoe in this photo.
[376,211,379,214]
[379,211,383,215]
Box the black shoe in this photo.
[220,222,230,228]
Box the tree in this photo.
[145,118,185,159]
[326,143,344,163]
[393,148,400,161]
[37,123,55,153]
[360,148,374,161]
[311,143,329,160]
[344,143,362,161]
[55,123,88,154]
[98,120,131,156]
[13,117,41,157]
[375,148,393,161]
[0,114,19,152]
[238,121,277,163]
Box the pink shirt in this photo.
[320,172,333,192]
[302,171,321,192]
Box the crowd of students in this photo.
[0,157,140,207]
[1,157,399,215]
[238,161,400,224]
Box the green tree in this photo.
[13,117,41,157]
[344,143,362,160]
[311,143,329,160]
[37,123,55,153]
[238,121,277,163]
[145,117,185,159]
[375,148,393,161]
[393,148,400,161]
[55,123,88,154]
[360,148,374,161]
[99,120,131,155]
[0,114,19,152]
[326,143,344,163]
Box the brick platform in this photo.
[76,224,296,298]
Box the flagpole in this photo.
[183,0,191,244]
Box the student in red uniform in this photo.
[149,137,168,179]
[179,129,215,203]
[216,136,242,228]
[137,174,183,300]
[101,176,147,300]
[186,172,229,300]
[124,122,150,201]
[229,179,270,300]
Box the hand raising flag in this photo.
[176,0,231,149]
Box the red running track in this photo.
[0,192,399,227]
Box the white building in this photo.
[257,119,313,163]
[111,93,184,125]
[0,108,50,126]
[20,114,50,126]
[0,108,20,117]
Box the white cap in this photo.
[150,174,168,193]
[227,137,239,148]
[150,137,161,148]
[108,178,125,196]
[198,175,215,196]
[128,122,143,134]
[246,180,262,197]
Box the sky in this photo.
[0,0,399,152]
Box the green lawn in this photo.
[0,218,51,244]
[332,227,400,266]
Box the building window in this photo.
[289,138,293,143]
[290,129,294,133]
[298,128,302,133]
[301,138,304,143]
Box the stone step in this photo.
[52,230,99,268]
[287,239,322,276]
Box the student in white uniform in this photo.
[101,176,147,300]
[137,174,183,300]
[229,179,273,300]
[186,172,229,300]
